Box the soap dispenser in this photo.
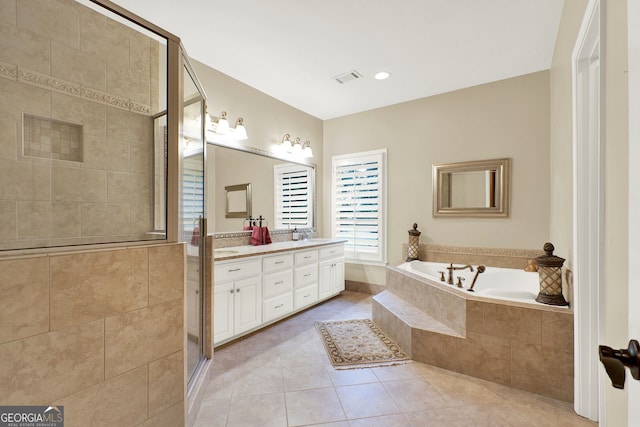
[292,227,300,241]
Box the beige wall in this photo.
[549,0,588,263]
[0,0,162,250]
[324,71,551,285]
[189,60,324,235]
[0,244,186,427]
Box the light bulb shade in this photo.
[292,138,302,154]
[234,118,248,140]
[303,142,313,158]
[215,111,229,135]
[281,134,292,151]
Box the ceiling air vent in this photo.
[333,70,363,84]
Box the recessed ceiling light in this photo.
[374,71,390,80]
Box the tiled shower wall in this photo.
[0,243,186,427]
[0,0,162,250]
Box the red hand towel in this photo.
[262,226,272,244]
[250,227,262,245]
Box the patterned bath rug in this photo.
[315,319,411,370]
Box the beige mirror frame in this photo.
[433,158,511,218]
[225,183,252,218]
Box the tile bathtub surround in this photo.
[0,243,186,426]
[401,243,545,269]
[376,266,575,402]
[194,292,594,427]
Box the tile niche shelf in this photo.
[23,114,83,162]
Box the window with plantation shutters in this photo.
[332,149,387,264]
[274,163,314,229]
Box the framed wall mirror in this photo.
[210,142,316,231]
[225,183,252,218]
[433,158,511,217]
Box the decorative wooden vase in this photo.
[406,223,421,262]
[535,242,569,306]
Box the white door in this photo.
[214,282,234,344]
[234,276,262,335]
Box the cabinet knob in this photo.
[229,289,234,294]
[236,288,240,293]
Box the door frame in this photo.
[627,0,640,423]
[572,0,604,421]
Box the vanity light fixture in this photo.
[278,134,314,158]
[208,110,249,140]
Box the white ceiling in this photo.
[111,0,564,120]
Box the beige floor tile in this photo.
[196,291,591,427]
[285,388,346,426]
[371,363,423,382]
[404,404,537,427]
[348,413,412,427]
[193,398,229,427]
[226,393,287,427]
[327,367,379,387]
[283,365,334,391]
[382,377,462,412]
[335,383,401,419]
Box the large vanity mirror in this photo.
[209,142,316,232]
[433,158,510,217]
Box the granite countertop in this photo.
[212,238,346,261]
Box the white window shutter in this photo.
[274,163,314,229]
[332,149,387,264]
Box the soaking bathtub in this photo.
[397,260,541,305]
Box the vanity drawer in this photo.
[295,249,318,266]
[295,264,317,288]
[294,285,318,310]
[214,258,261,283]
[263,270,294,299]
[263,292,293,323]
[319,245,344,260]
[263,253,294,273]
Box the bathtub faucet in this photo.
[446,264,474,285]
[467,265,486,292]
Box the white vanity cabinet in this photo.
[294,249,319,310]
[318,244,345,299]
[213,241,345,346]
[213,258,262,344]
[262,253,294,323]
